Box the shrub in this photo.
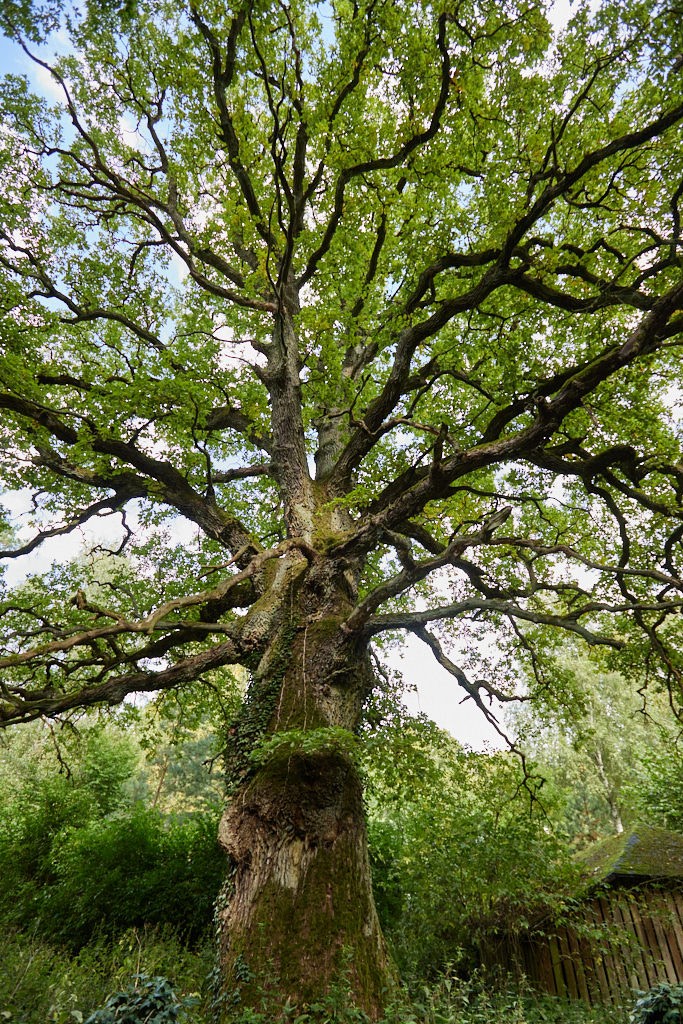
[40,805,225,946]
[630,983,683,1024]
[365,739,577,985]
[0,768,224,945]
[0,726,141,931]
[83,975,195,1024]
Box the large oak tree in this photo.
[1,0,682,1015]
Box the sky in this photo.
[0,0,589,751]
[401,641,506,748]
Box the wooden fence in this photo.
[485,886,683,1006]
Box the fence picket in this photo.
[665,893,683,970]
[495,885,683,1005]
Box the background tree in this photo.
[1,0,682,1015]
[631,739,683,831]
[362,712,577,986]
[0,705,228,950]
[508,652,679,844]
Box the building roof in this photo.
[577,827,683,884]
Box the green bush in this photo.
[0,726,141,925]
[630,984,683,1024]
[45,805,224,946]
[380,972,629,1024]
[0,927,631,1024]
[364,723,577,984]
[0,797,224,945]
[0,724,225,946]
[83,975,195,1024]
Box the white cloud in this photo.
[30,60,67,104]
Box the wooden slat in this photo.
[660,894,683,980]
[518,931,556,995]
[614,896,647,997]
[587,900,613,1005]
[565,924,592,1003]
[639,904,668,985]
[641,901,675,985]
[532,937,556,995]
[558,926,580,999]
[486,934,511,978]
[630,896,658,990]
[652,912,679,983]
[520,937,537,987]
[649,892,683,983]
[548,934,566,998]
[610,898,634,993]
[600,895,629,1003]
[614,896,637,1001]
[573,920,600,1006]
[621,895,651,993]
[665,892,683,976]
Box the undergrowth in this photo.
[0,927,214,1023]
[0,930,631,1024]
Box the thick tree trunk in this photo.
[215,602,394,1018]
[217,749,389,1016]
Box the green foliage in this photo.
[629,743,683,832]
[43,804,224,946]
[0,0,65,42]
[249,726,360,768]
[0,927,214,1024]
[0,701,634,1024]
[83,975,194,1024]
[382,972,627,1024]
[0,723,141,930]
[0,720,225,947]
[629,984,683,1024]
[0,0,680,716]
[0,707,630,1022]
[0,928,630,1024]
[133,677,243,816]
[0,715,223,1017]
[509,653,676,845]
[363,714,578,983]
[205,968,630,1024]
[0,722,138,820]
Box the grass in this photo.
[0,927,215,1023]
[0,928,633,1024]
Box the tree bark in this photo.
[214,594,394,1018]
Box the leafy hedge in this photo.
[0,726,224,946]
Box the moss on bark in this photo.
[215,592,392,1019]
[216,749,394,1019]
